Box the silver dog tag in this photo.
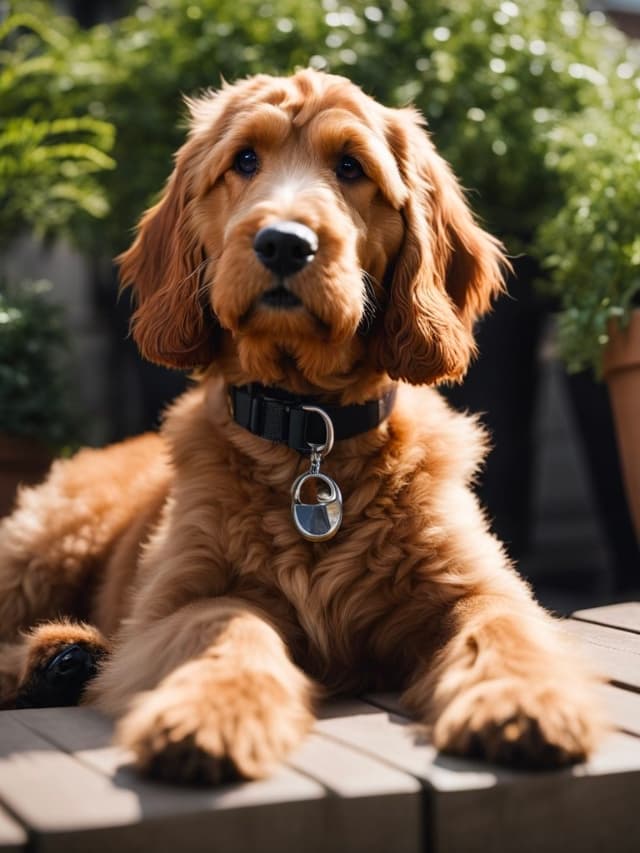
[290,406,343,542]
[292,471,343,541]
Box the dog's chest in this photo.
[218,477,419,680]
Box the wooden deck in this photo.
[0,602,639,852]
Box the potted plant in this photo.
[537,94,640,537]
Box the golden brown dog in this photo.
[0,70,602,783]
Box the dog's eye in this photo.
[234,149,259,177]
[336,155,364,181]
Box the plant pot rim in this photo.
[603,307,640,377]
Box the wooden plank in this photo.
[563,618,640,690]
[0,709,328,853]
[363,692,406,717]
[11,706,425,853]
[367,686,640,740]
[5,689,640,853]
[289,731,422,853]
[429,736,640,853]
[598,682,640,737]
[573,602,640,636]
[318,700,640,853]
[0,806,26,853]
[319,699,505,790]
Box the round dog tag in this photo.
[291,471,343,542]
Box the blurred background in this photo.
[1,0,639,610]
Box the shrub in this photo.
[0,4,115,445]
[0,6,115,248]
[65,0,636,256]
[0,280,78,447]
[75,0,333,253]
[537,97,640,374]
[5,0,639,376]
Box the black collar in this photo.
[230,383,397,455]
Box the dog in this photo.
[0,70,602,783]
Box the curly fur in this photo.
[0,70,604,781]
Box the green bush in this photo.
[0,281,78,447]
[0,5,115,445]
[63,0,636,256]
[538,99,640,374]
[74,0,333,253]
[4,0,639,376]
[342,1,637,245]
[0,7,115,248]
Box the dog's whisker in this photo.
[359,271,380,331]
[174,257,213,291]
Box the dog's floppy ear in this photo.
[375,108,507,385]
[117,138,218,369]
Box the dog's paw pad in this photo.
[144,734,239,787]
[16,642,104,709]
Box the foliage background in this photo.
[0,10,114,248]
[0,7,116,445]
[0,280,78,445]
[2,0,640,379]
[538,98,640,373]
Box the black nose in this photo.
[253,221,318,277]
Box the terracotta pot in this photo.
[0,433,53,517]
[603,308,640,540]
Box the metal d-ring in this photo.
[301,405,335,459]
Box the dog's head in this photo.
[119,70,506,392]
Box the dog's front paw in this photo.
[117,667,313,785]
[433,678,603,769]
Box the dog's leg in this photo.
[0,486,93,641]
[403,591,605,768]
[0,621,108,709]
[87,598,315,785]
[0,434,168,642]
